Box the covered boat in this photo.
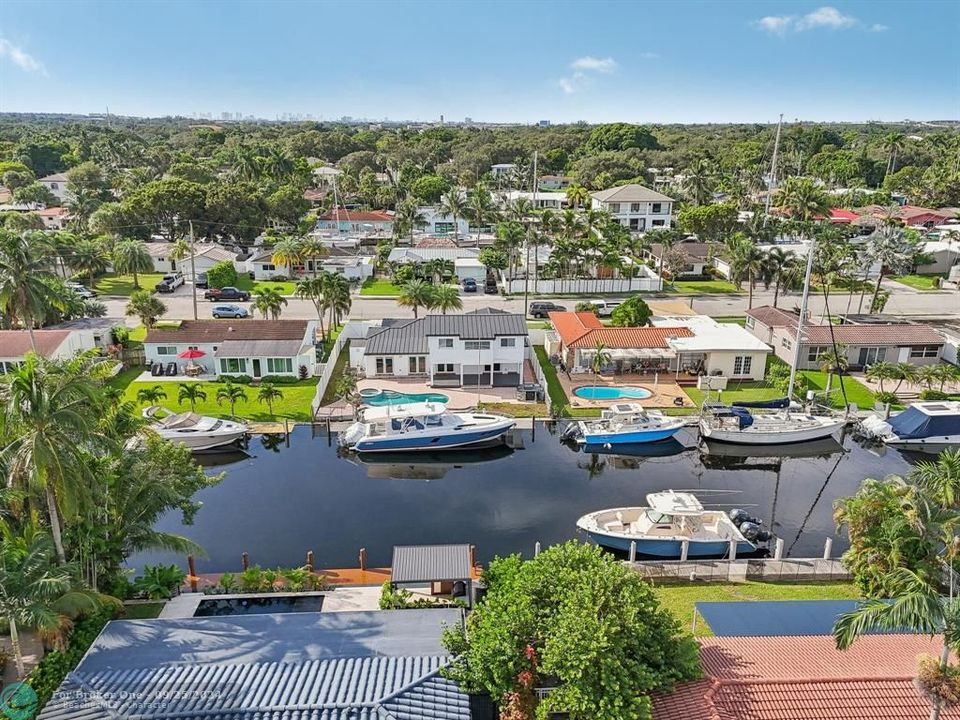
[142,406,248,451]
[338,402,516,452]
[699,403,846,445]
[860,401,960,450]
[576,490,769,558]
[561,403,686,445]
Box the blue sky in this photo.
[1,1,958,122]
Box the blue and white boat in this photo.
[860,400,960,452]
[561,403,685,445]
[576,491,769,558]
[338,402,516,453]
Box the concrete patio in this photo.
[357,376,528,409]
[557,370,695,409]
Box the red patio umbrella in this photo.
[178,349,207,360]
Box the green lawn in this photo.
[478,402,549,418]
[117,378,319,422]
[235,276,298,296]
[666,280,741,295]
[121,602,166,619]
[710,316,747,327]
[654,581,861,636]
[892,274,944,291]
[320,340,350,406]
[319,324,343,362]
[360,278,404,296]
[94,273,168,296]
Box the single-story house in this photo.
[33,206,71,230]
[855,204,955,229]
[502,190,568,210]
[539,174,572,191]
[643,242,710,277]
[490,162,516,178]
[182,244,242,279]
[455,257,487,283]
[243,249,374,281]
[548,311,769,380]
[45,317,123,353]
[914,239,959,276]
[362,309,527,387]
[0,327,105,373]
[144,320,317,378]
[38,172,72,203]
[387,245,481,267]
[38,609,476,720]
[143,241,181,273]
[317,209,394,237]
[746,304,944,369]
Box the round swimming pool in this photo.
[573,385,653,401]
[362,389,450,406]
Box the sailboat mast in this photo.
[763,113,784,224]
[787,236,816,402]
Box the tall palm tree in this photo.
[590,341,612,377]
[299,236,328,276]
[0,230,60,349]
[912,448,960,509]
[1,354,106,564]
[256,382,284,417]
[0,523,105,677]
[396,279,434,318]
[270,237,304,277]
[430,284,463,314]
[565,183,590,209]
[466,184,498,246]
[763,246,794,308]
[881,132,906,178]
[866,226,920,313]
[295,276,327,339]
[817,346,849,395]
[253,286,288,320]
[438,190,466,242]
[70,237,109,287]
[683,158,715,206]
[233,147,262,181]
[323,273,352,328]
[216,381,248,418]
[177,382,207,411]
[395,199,426,243]
[112,239,153,289]
[775,176,831,224]
[495,221,525,280]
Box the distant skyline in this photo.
[1,1,958,124]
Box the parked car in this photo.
[65,282,96,299]
[529,301,566,318]
[588,299,621,317]
[194,272,209,289]
[462,278,478,293]
[204,286,250,301]
[212,304,249,319]
[484,278,498,294]
[155,272,185,293]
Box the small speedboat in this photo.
[860,400,960,450]
[142,406,248,451]
[576,491,770,558]
[338,402,516,453]
[560,403,686,445]
[698,402,846,445]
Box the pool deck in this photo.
[558,372,694,409]
[357,377,527,409]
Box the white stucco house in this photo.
[0,326,108,373]
[34,206,71,230]
[144,320,318,378]
[38,173,72,203]
[591,184,675,233]
[181,245,242,280]
[243,249,374,282]
[502,190,569,211]
[316,210,394,237]
[361,309,527,387]
[416,206,470,238]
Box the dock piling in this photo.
[628,541,637,563]
[774,537,784,560]
[187,555,198,592]
[242,552,249,570]
[823,538,833,559]
[306,551,314,572]
[284,418,290,447]
[680,539,690,562]
[728,539,738,561]
[534,541,541,557]
[359,547,367,572]
[326,417,332,446]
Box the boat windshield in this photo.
[645,510,674,524]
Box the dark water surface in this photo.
[129,423,919,574]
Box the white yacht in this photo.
[142,406,248,451]
[860,401,960,451]
[699,403,846,445]
[339,402,516,453]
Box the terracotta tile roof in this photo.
[319,210,394,223]
[548,311,603,345]
[788,323,943,346]
[144,320,309,345]
[0,329,71,358]
[745,305,801,328]
[652,635,958,720]
[830,208,859,223]
[548,311,693,349]
[34,207,70,217]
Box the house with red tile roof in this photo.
[855,205,955,229]
[652,634,958,720]
[32,206,71,230]
[548,311,770,380]
[317,209,394,237]
[745,305,944,369]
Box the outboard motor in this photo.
[560,422,583,441]
[739,522,772,543]
[728,508,751,526]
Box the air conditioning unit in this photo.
[697,376,728,391]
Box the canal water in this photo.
[129,423,919,574]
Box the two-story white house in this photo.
[502,190,569,211]
[416,206,471,238]
[37,173,73,203]
[590,184,675,233]
[361,309,527,387]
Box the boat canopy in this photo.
[732,397,790,409]
[889,403,960,439]
[646,491,705,516]
[360,402,446,421]
[706,405,754,429]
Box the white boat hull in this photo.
[153,428,248,451]
[341,412,516,453]
[699,417,845,445]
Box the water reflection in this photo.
[344,444,515,481]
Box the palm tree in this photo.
[763,246,795,308]
[270,237,304,277]
[817,346,849,395]
[422,257,454,285]
[136,385,167,405]
[295,276,327,339]
[396,279,435,318]
[866,226,920,313]
[256,382,284,417]
[590,341,612,377]
[565,183,590,209]
[323,273,352,328]
[916,364,942,392]
[69,237,109,287]
[0,523,105,677]
[495,221,525,280]
[683,159,715,206]
[892,362,918,394]
[264,147,294,180]
[112,240,153,289]
[775,176,831,224]
[1,354,105,564]
[216,381,248,418]
[466,184,498,246]
[881,132,906,178]
[395,200,426,243]
[912,448,960,509]
[430,284,463,314]
[438,190,466,242]
[865,360,898,394]
[177,382,207,411]
[233,147,262,181]
[0,230,60,350]
[253,287,288,320]
[125,289,167,328]
[66,187,102,232]
[299,236,328,276]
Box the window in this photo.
[781,337,792,349]
[910,345,940,358]
[375,357,394,374]
[408,356,426,373]
[652,202,663,214]
[493,363,502,371]
[607,203,620,213]
[807,346,828,362]
[436,363,454,373]
[500,337,516,347]
[434,221,455,235]
[156,346,177,356]
[629,218,640,230]
[651,219,665,227]
[50,182,59,190]
[630,203,641,212]
[261,263,276,271]
[219,358,247,373]
[267,357,293,373]
[465,340,490,350]
[733,356,753,376]
[745,316,755,328]
[439,338,454,348]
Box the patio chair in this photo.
[165,362,178,376]
[151,363,163,377]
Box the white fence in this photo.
[527,345,554,414]
[503,274,661,295]
[310,321,379,418]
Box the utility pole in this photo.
[524,151,537,318]
[189,220,198,321]
[763,113,783,225]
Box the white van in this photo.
[589,300,621,317]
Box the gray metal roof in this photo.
[387,247,480,263]
[39,610,470,720]
[392,544,472,583]
[215,338,307,358]
[364,313,526,356]
[364,319,428,355]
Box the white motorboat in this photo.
[576,490,771,558]
[860,400,960,450]
[338,402,516,453]
[699,403,846,445]
[142,406,248,451]
[561,403,686,445]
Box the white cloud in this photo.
[755,15,795,35]
[558,72,586,94]
[796,6,857,30]
[0,38,46,75]
[869,23,889,32]
[570,56,618,73]
[638,51,660,60]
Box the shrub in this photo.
[207,260,238,289]
[919,389,949,401]
[261,374,299,385]
[218,374,252,384]
[379,580,458,609]
[228,565,328,594]
[298,364,309,380]
[132,564,186,600]
[875,391,899,405]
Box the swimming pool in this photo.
[573,386,653,401]
[361,389,450,406]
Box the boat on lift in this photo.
[576,490,770,558]
[561,403,686,445]
[142,406,248,451]
[338,402,516,452]
[860,400,960,451]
